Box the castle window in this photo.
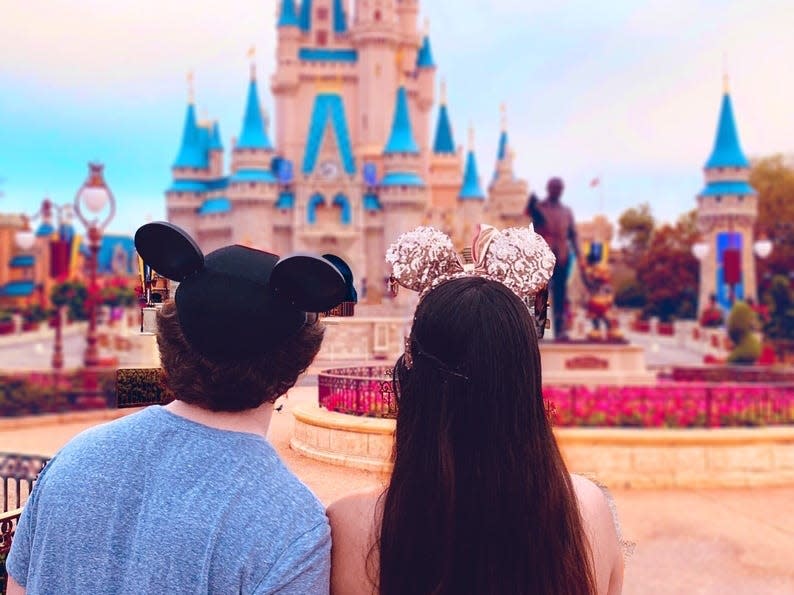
[317,30,328,46]
[317,7,328,21]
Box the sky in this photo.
[1,0,793,236]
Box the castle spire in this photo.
[278,0,299,27]
[460,126,485,200]
[173,76,206,168]
[433,91,455,155]
[209,120,223,151]
[333,0,348,33]
[299,0,313,31]
[384,86,420,154]
[497,103,509,161]
[705,75,749,169]
[417,21,435,69]
[237,56,273,150]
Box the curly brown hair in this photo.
[156,300,324,412]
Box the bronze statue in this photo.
[526,177,582,340]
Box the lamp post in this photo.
[73,162,116,368]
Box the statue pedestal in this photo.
[540,341,656,386]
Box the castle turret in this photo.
[208,120,224,178]
[172,101,207,173]
[414,26,436,160]
[486,105,529,228]
[381,85,427,246]
[227,63,277,252]
[695,76,758,310]
[167,75,213,238]
[428,80,462,215]
[353,0,399,154]
[458,126,485,247]
[232,63,275,171]
[278,0,299,27]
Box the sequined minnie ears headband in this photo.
[385,224,556,338]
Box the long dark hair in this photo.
[378,277,597,595]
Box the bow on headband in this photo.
[385,224,556,303]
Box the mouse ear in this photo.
[134,222,204,281]
[270,253,346,312]
[322,254,357,303]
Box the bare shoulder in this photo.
[327,487,382,536]
[327,488,383,595]
[571,474,608,510]
[570,474,625,595]
[570,473,618,540]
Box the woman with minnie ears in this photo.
[328,225,625,595]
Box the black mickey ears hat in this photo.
[134,222,346,359]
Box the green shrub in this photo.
[726,301,761,365]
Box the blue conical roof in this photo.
[278,0,299,27]
[417,36,435,68]
[299,0,312,31]
[460,150,485,200]
[333,0,348,33]
[433,104,455,154]
[209,121,223,151]
[384,86,419,154]
[173,103,208,168]
[238,77,273,150]
[705,91,749,169]
[497,130,508,161]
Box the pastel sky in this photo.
[1,0,793,236]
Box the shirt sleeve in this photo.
[252,519,331,595]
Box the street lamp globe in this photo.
[753,238,773,259]
[14,230,36,251]
[80,186,110,214]
[691,241,710,261]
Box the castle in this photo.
[695,77,759,311]
[165,0,530,301]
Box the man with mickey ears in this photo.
[7,222,347,595]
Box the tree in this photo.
[636,212,700,322]
[51,281,89,321]
[763,275,794,341]
[618,202,655,270]
[749,155,794,291]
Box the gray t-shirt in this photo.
[7,406,330,594]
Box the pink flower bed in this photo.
[318,368,794,428]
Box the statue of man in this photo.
[526,177,582,340]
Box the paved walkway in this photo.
[2,386,793,594]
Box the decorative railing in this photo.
[318,367,794,428]
[1,453,49,514]
[1,508,22,594]
[0,453,48,594]
[318,367,396,419]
